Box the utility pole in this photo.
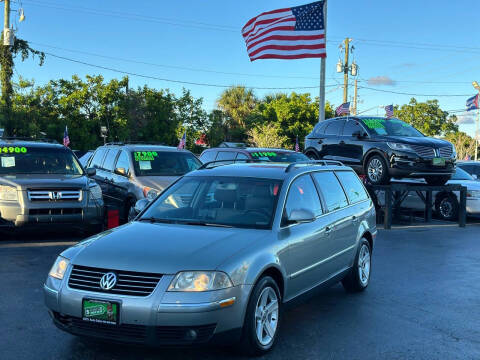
[342,38,350,104]
[473,81,480,161]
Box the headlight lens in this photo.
[387,142,412,151]
[48,256,70,280]
[143,187,158,201]
[0,185,18,201]
[88,184,102,200]
[467,190,480,198]
[168,271,233,292]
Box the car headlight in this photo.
[143,187,158,201]
[467,190,480,199]
[88,184,102,200]
[0,185,18,202]
[48,256,70,280]
[387,142,412,151]
[168,271,233,292]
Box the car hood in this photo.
[135,176,180,192]
[375,136,452,147]
[69,222,268,274]
[0,174,88,189]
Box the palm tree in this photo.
[217,86,258,130]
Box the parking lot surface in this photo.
[1,224,480,360]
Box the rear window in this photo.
[216,151,236,161]
[200,151,216,163]
[312,171,348,212]
[335,171,369,204]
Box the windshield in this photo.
[452,167,474,181]
[249,151,309,163]
[361,118,424,137]
[132,151,201,176]
[140,176,282,229]
[0,145,84,175]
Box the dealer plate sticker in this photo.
[432,158,446,166]
[82,299,119,324]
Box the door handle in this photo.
[352,215,359,223]
[317,139,323,144]
[325,225,333,234]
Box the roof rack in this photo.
[198,158,268,170]
[285,160,344,173]
[0,137,58,144]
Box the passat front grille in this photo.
[410,145,436,158]
[68,265,162,297]
[438,146,453,158]
[28,189,82,201]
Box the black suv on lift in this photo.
[304,116,456,185]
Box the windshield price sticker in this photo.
[251,152,278,158]
[362,119,385,129]
[134,151,158,161]
[1,146,27,154]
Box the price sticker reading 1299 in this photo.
[1,147,27,154]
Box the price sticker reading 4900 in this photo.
[134,151,158,161]
[1,146,27,154]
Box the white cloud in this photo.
[456,113,475,125]
[368,76,396,86]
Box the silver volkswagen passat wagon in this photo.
[44,161,377,355]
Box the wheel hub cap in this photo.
[358,244,371,287]
[368,159,383,182]
[255,287,279,346]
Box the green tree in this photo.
[394,98,458,136]
[445,131,477,160]
[248,122,289,148]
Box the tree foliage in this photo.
[248,123,289,148]
[444,131,478,160]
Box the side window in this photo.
[185,156,201,171]
[335,171,369,204]
[312,121,328,137]
[200,151,216,163]
[284,175,323,220]
[343,120,363,136]
[324,120,345,136]
[115,150,130,174]
[215,151,236,161]
[235,153,249,161]
[89,148,106,169]
[312,171,348,212]
[103,149,119,171]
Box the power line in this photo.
[43,51,341,90]
[357,85,471,97]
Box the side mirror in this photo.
[114,167,128,177]
[286,209,316,225]
[86,168,96,177]
[134,198,150,215]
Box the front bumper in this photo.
[388,150,455,178]
[44,273,252,346]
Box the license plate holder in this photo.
[82,299,119,325]
[432,157,446,166]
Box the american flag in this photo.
[295,135,300,152]
[466,94,479,111]
[63,126,70,147]
[177,131,186,150]
[385,104,394,118]
[336,102,350,116]
[242,1,326,61]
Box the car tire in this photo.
[305,151,319,160]
[365,155,390,185]
[342,238,372,293]
[435,193,459,221]
[239,276,282,356]
[425,176,450,186]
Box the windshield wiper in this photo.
[138,217,175,224]
[179,221,233,228]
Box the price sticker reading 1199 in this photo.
[1,147,27,154]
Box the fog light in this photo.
[185,329,198,341]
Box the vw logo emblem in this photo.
[99,272,117,291]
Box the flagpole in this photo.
[318,0,327,122]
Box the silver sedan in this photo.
[44,161,377,355]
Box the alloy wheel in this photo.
[254,287,279,346]
[439,198,454,219]
[358,244,371,287]
[367,158,384,183]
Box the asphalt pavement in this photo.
[1,223,480,360]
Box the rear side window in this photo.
[312,171,348,212]
[216,151,236,161]
[312,121,329,137]
[236,153,249,161]
[200,151,216,163]
[335,171,369,204]
[284,175,323,219]
[115,150,131,173]
[103,149,119,171]
[89,148,106,169]
[324,120,345,136]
